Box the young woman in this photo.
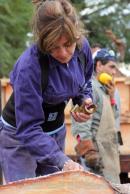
[0,0,93,183]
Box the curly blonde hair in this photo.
[32,0,85,53]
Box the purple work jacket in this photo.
[8,37,93,169]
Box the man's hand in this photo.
[106,80,115,98]
[85,150,101,168]
[75,139,101,168]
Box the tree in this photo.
[71,0,86,11]
[1,0,130,77]
[0,0,33,76]
[80,0,130,63]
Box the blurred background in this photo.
[1,0,130,184]
[0,0,130,77]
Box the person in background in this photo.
[91,43,102,56]
[72,48,121,183]
[0,0,94,183]
[91,43,103,54]
[91,44,122,146]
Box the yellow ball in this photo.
[98,73,112,85]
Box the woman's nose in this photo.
[59,47,68,57]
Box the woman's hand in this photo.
[63,160,84,171]
[71,98,93,122]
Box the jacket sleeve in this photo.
[11,53,69,170]
[71,116,93,140]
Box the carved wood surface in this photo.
[0,171,115,194]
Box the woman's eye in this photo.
[54,46,59,49]
[51,47,59,51]
[65,43,72,47]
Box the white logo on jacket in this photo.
[47,112,58,121]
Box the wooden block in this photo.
[0,171,115,194]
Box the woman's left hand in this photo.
[63,160,84,171]
[71,98,93,122]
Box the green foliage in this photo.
[0,0,33,76]
[71,0,86,11]
[1,0,130,77]
[80,0,130,63]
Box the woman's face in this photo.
[50,35,76,64]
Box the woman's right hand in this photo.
[63,160,84,171]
